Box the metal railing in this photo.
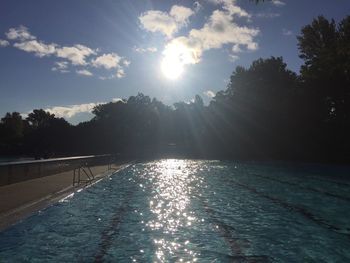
[0,155,115,187]
[73,165,95,186]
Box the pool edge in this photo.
[0,163,132,232]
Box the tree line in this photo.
[1,15,350,162]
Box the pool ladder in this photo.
[72,164,95,186]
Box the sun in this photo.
[160,41,192,80]
[161,55,184,80]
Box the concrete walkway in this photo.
[0,164,124,230]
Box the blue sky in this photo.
[0,0,349,124]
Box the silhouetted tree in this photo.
[24,109,71,158]
[1,112,25,140]
[298,15,350,161]
[0,112,27,155]
[207,57,300,159]
[26,109,55,128]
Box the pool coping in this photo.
[0,163,132,232]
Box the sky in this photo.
[0,0,349,124]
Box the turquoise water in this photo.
[1,160,350,262]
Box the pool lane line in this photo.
[225,255,270,262]
[230,179,350,238]
[201,199,244,255]
[307,176,350,188]
[94,206,128,262]
[94,200,131,262]
[93,164,138,261]
[198,197,271,262]
[249,173,350,203]
[94,187,134,262]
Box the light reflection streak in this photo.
[145,159,201,262]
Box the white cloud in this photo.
[76,69,93,76]
[193,1,202,13]
[123,60,131,67]
[92,53,121,69]
[208,0,250,18]
[56,44,96,65]
[51,61,69,73]
[0,39,9,47]
[51,68,69,73]
[4,25,129,79]
[220,0,250,18]
[6,26,35,41]
[255,12,281,19]
[45,102,100,119]
[189,10,258,51]
[7,27,95,64]
[229,54,239,62]
[203,90,216,98]
[139,5,194,37]
[134,46,158,53]
[98,76,110,80]
[14,40,56,57]
[55,61,69,69]
[163,2,259,65]
[169,5,194,23]
[92,53,129,79]
[116,68,125,78]
[112,98,123,102]
[271,0,286,6]
[232,44,242,53]
[282,28,293,36]
[139,10,177,37]
[44,99,124,121]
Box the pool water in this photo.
[1,160,350,262]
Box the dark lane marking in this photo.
[250,173,350,203]
[94,190,133,262]
[230,179,350,238]
[198,197,270,262]
[308,176,350,188]
[229,255,270,262]
[201,199,244,255]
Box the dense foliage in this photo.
[1,16,350,162]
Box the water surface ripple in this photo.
[0,160,350,262]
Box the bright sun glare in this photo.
[161,42,193,80]
[161,55,184,80]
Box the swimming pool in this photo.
[1,159,350,262]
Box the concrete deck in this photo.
[0,164,126,231]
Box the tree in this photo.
[1,112,25,140]
[0,112,27,155]
[298,16,350,123]
[23,109,71,158]
[26,109,55,128]
[298,16,350,161]
[209,57,300,159]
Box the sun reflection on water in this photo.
[144,159,201,262]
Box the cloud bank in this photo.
[76,69,93,76]
[134,46,158,53]
[271,0,286,6]
[139,5,194,37]
[282,28,293,36]
[45,102,99,119]
[0,39,10,47]
[3,26,129,79]
[139,1,259,68]
[203,90,216,98]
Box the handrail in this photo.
[0,154,115,186]
[0,155,111,167]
